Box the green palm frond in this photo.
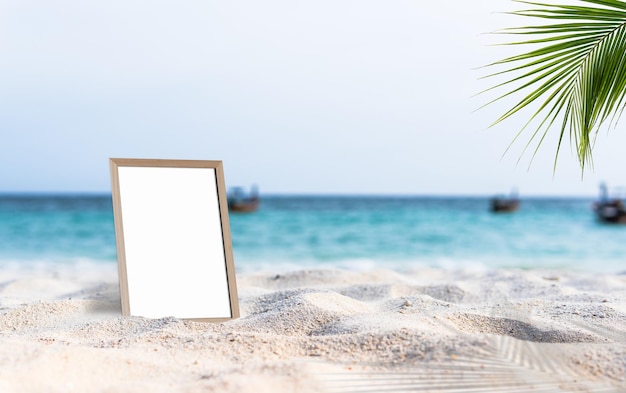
[482,0,626,170]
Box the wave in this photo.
[1,254,623,276]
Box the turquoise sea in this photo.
[0,194,624,273]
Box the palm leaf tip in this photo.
[481,0,626,169]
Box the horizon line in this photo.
[0,190,599,199]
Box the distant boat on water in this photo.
[593,183,626,224]
[490,189,520,213]
[227,185,259,213]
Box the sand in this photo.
[0,263,625,392]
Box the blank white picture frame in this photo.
[109,158,239,322]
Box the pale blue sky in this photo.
[1,0,624,195]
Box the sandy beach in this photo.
[0,263,624,392]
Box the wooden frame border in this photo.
[109,158,239,322]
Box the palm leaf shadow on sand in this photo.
[317,312,626,393]
[319,334,623,392]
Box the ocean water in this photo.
[0,194,624,273]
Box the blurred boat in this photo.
[593,183,626,224]
[227,185,259,213]
[490,197,520,213]
[490,189,520,213]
